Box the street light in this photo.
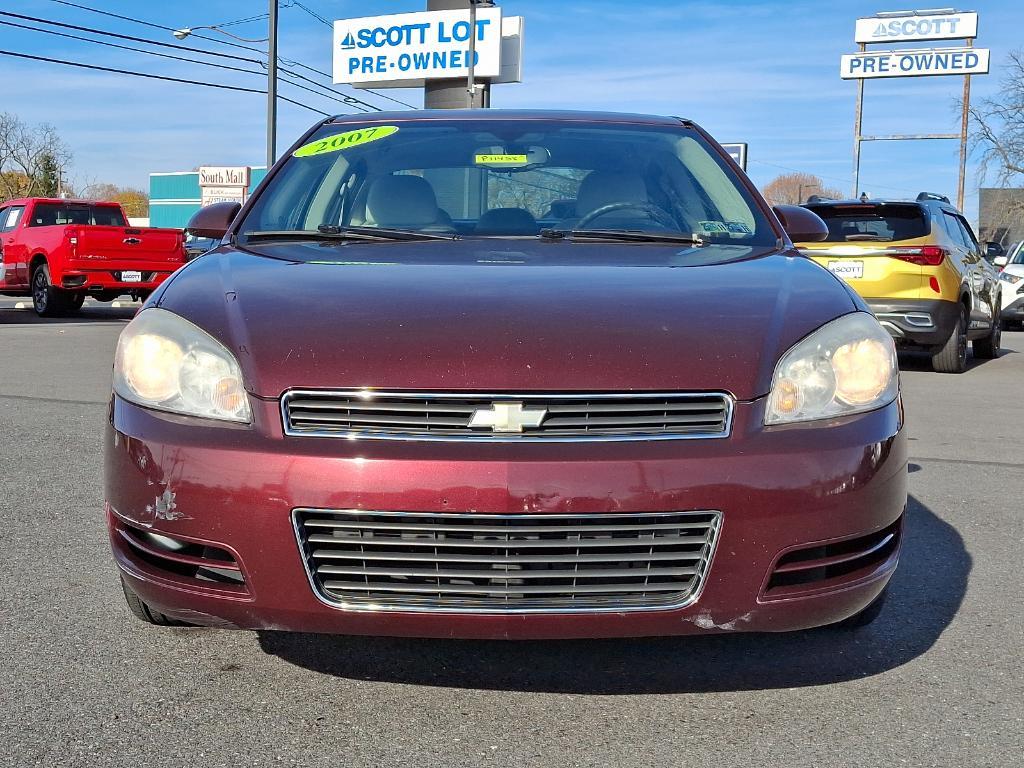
[173,2,278,167]
[172,27,268,43]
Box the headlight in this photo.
[114,308,251,423]
[999,272,1022,284]
[765,312,898,425]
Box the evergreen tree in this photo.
[38,152,61,197]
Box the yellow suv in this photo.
[797,193,1002,373]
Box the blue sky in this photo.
[1,0,1020,223]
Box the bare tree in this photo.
[762,172,843,206]
[0,112,72,202]
[970,49,1024,240]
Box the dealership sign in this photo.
[855,11,978,43]
[841,47,990,79]
[199,166,250,207]
[333,8,502,86]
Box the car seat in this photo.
[365,176,452,230]
[475,207,538,235]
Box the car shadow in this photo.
[0,304,138,324]
[256,494,969,693]
[897,348,1015,372]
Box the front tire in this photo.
[973,308,1001,359]
[31,263,64,317]
[932,303,968,373]
[832,587,888,629]
[121,578,189,626]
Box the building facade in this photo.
[149,167,268,229]
[979,187,1024,247]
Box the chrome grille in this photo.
[294,509,721,613]
[281,390,733,441]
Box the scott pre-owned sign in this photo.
[333,8,502,85]
[855,11,978,43]
[841,47,990,79]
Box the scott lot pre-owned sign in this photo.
[855,11,978,43]
[334,8,502,85]
[841,47,990,79]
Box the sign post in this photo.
[843,10,988,209]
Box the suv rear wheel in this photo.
[973,307,1002,359]
[932,303,968,373]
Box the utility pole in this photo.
[425,0,490,109]
[267,0,279,167]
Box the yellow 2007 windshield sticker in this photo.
[293,125,399,158]
[474,153,529,167]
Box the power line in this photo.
[45,0,408,111]
[4,10,376,113]
[290,1,332,28]
[50,0,267,54]
[0,18,260,77]
[204,11,275,30]
[2,11,262,64]
[1,17,370,113]
[0,49,330,116]
[280,2,418,110]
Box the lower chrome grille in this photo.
[281,390,733,441]
[294,509,721,613]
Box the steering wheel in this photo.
[575,201,678,231]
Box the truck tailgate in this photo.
[75,226,183,265]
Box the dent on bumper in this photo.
[105,395,907,639]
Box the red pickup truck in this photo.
[0,198,185,316]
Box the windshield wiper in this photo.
[242,226,458,243]
[538,228,705,246]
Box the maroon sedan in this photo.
[105,111,906,639]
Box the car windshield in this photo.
[1011,241,1024,265]
[237,118,776,247]
[805,203,929,243]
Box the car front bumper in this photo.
[105,394,907,639]
[1000,296,1024,321]
[868,298,960,347]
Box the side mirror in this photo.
[993,256,1008,268]
[773,204,829,243]
[985,241,1005,259]
[186,201,241,239]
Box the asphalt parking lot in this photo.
[1,297,1021,768]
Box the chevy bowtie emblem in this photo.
[468,402,547,433]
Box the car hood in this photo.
[156,241,857,401]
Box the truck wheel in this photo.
[31,263,65,317]
[121,578,189,626]
[931,304,968,373]
[973,310,1001,359]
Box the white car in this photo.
[996,240,1024,328]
